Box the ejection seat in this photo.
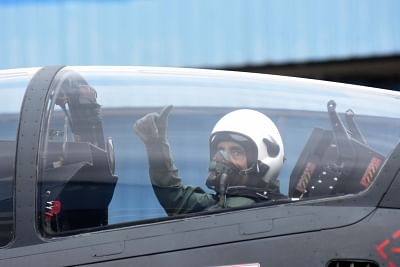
[39,70,117,233]
[289,100,384,199]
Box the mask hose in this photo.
[206,150,242,207]
[218,172,228,207]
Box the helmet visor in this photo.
[210,132,258,166]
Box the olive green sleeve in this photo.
[146,141,182,187]
[153,184,217,216]
[146,141,216,215]
[133,107,216,214]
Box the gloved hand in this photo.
[133,105,173,144]
[133,105,181,187]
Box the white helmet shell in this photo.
[210,109,284,184]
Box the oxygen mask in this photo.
[206,150,244,191]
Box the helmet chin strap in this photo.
[238,161,270,188]
[239,160,269,177]
[238,163,258,176]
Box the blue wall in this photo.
[1,0,400,69]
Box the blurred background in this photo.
[0,0,399,89]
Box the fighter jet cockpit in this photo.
[1,66,400,246]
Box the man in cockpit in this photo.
[134,106,286,216]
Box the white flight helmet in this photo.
[209,109,284,186]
